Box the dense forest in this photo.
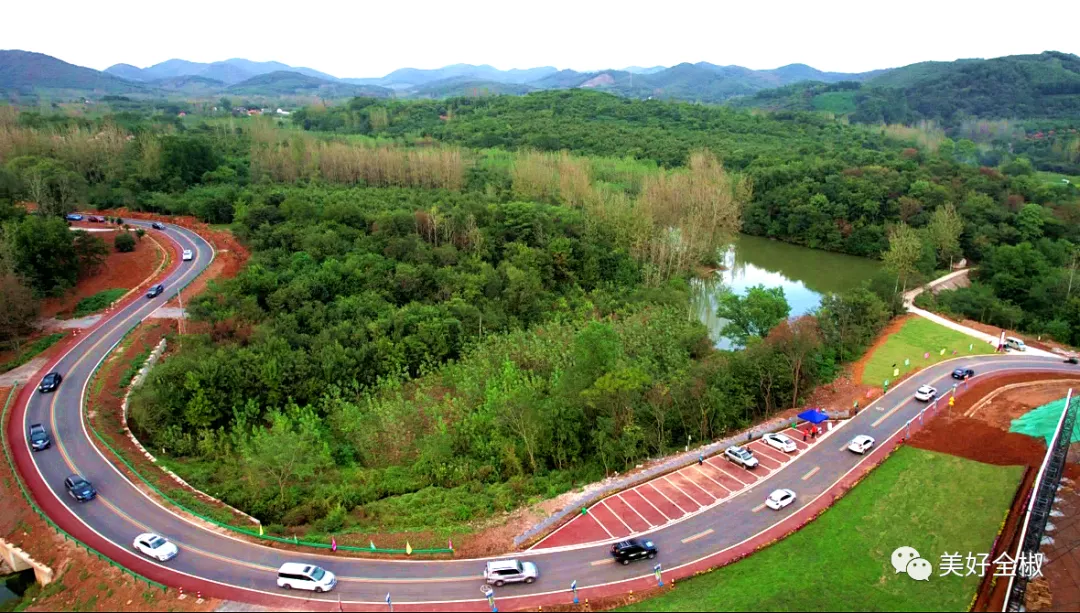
[2,88,1079,537]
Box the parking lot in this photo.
[531,423,835,549]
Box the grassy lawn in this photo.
[621,447,1023,612]
[0,333,66,374]
[861,317,996,386]
[72,288,128,318]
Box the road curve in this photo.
[9,221,1080,611]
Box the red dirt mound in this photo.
[907,415,1048,467]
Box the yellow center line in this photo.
[681,528,714,544]
[591,558,614,566]
[752,503,766,513]
[802,466,820,481]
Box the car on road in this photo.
[133,533,178,562]
[763,432,797,453]
[765,488,796,510]
[38,372,62,393]
[725,445,759,469]
[146,284,165,299]
[182,249,193,261]
[847,434,876,454]
[64,475,97,502]
[29,424,51,451]
[151,221,165,230]
[914,385,938,402]
[1066,356,1079,365]
[484,559,538,586]
[276,562,336,592]
[610,538,657,565]
[65,213,83,221]
[88,215,105,222]
[951,368,975,380]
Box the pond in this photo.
[691,235,883,349]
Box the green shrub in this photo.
[114,231,136,252]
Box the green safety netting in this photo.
[1009,397,1080,446]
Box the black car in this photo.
[146,284,165,299]
[951,368,975,380]
[610,538,658,565]
[64,475,97,502]
[1066,356,1079,365]
[151,222,165,230]
[29,424,51,451]
[38,372,62,393]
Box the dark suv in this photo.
[151,222,165,230]
[29,424,51,451]
[38,372,62,393]
[146,284,165,298]
[64,475,97,502]
[610,538,658,565]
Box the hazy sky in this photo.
[4,0,1078,78]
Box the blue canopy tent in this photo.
[797,409,829,424]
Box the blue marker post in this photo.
[482,585,498,613]
[654,563,664,587]
[571,580,579,605]
[385,592,393,613]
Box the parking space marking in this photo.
[691,465,730,494]
[628,486,672,521]
[681,528,714,544]
[617,493,656,528]
[645,482,688,515]
[663,475,703,503]
[677,471,718,501]
[601,500,634,533]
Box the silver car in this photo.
[484,559,538,587]
[763,432,797,453]
[725,445,759,469]
[914,385,937,402]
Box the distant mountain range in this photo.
[0,50,882,102]
[3,49,1080,124]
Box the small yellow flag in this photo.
[893,368,899,377]
[259,524,264,536]
[406,541,413,555]
[940,348,946,356]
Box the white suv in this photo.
[763,432,796,453]
[182,249,193,261]
[484,559,538,587]
[914,385,937,402]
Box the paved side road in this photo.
[905,270,1058,358]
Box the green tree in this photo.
[716,284,791,346]
[882,223,924,294]
[5,215,78,295]
[0,272,38,353]
[926,204,964,269]
[241,409,333,509]
[1016,203,1046,242]
[818,288,888,362]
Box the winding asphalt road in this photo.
[9,221,1080,610]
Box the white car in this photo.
[763,432,797,453]
[133,533,178,562]
[848,434,876,454]
[914,385,937,402]
[182,249,193,261]
[765,488,796,510]
[724,445,759,469]
[277,562,336,592]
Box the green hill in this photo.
[410,77,536,99]
[737,52,1080,125]
[226,71,391,98]
[0,49,144,96]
